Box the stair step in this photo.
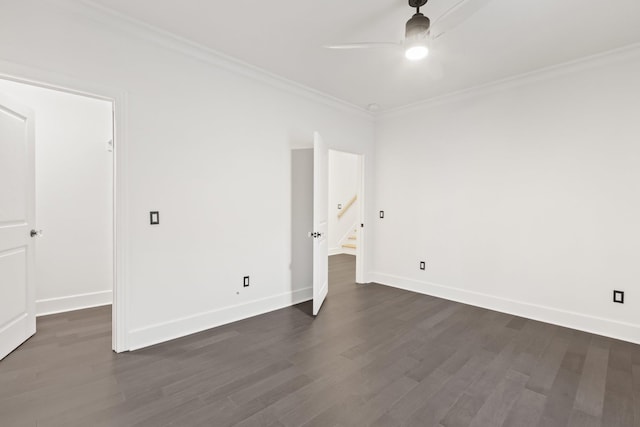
[348,236,357,240]
[342,243,356,249]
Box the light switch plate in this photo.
[150,211,159,225]
[613,290,624,304]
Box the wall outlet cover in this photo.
[379,211,384,219]
[150,211,159,225]
[613,290,624,304]
[420,261,426,270]
[243,276,250,287]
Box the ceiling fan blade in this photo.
[430,0,495,39]
[324,42,401,50]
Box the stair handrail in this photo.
[337,194,358,219]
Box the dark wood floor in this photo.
[1,254,639,426]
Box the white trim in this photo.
[379,42,640,119]
[36,290,112,317]
[112,88,129,353]
[370,272,640,345]
[355,154,365,284]
[329,248,347,256]
[46,0,372,121]
[128,287,313,351]
[0,60,130,353]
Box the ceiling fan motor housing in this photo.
[408,0,429,7]
[406,12,431,39]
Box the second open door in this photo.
[312,132,329,315]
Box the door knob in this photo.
[30,229,43,238]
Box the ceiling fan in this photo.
[325,0,493,61]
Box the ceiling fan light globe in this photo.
[405,45,429,61]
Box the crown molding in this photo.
[46,0,373,121]
[379,41,640,119]
[42,0,640,122]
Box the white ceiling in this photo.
[87,0,640,111]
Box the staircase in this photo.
[335,194,358,255]
[341,228,358,255]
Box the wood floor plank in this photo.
[567,409,602,427]
[468,369,529,427]
[501,388,546,427]
[440,337,523,426]
[525,335,569,394]
[402,350,497,425]
[602,341,636,427]
[573,336,610,417]
[537,331,590,427]
[2,254,640,427]
[633,363,640,426]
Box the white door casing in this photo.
[355,154,365,284]
[312,132,329,316]
[0,92,36,361]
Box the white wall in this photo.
[372,48,640,344]
[0,0,374,349]
[328,150,360,254]
[0,79,113,316]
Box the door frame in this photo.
[0,60,129,352]
[355,153,365,284]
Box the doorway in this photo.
[290,141,365,317]
[0,78,115,354]
[328,150,364,283]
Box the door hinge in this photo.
[308,232,323,238]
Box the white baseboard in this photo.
[128,287,313,351]
[370,272,640,345]
[36,290,112,317]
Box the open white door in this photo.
[0,93,36,361]
[312,132,329,315]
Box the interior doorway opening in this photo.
[290,140,366,318]
[328,149,364,283]
[0,78,114,353]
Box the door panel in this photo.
[0,93,36,361]
[312,132,329,316]
[0,249,28,321]
[0,106,28,222]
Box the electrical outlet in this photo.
[338,204,342,209]
[243,276,250,287]
[150,211,159,225]
[613,290,624,304]
[379,211,384,219]
[420,261,426,270]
